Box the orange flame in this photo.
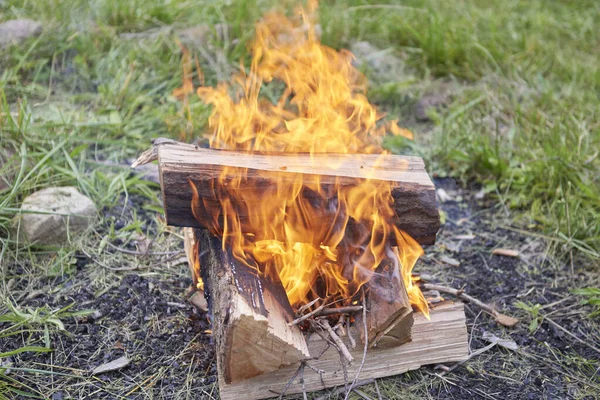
[189,2,428,317]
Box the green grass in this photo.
[1,0,599,397]
[323,0,600,263]
[2,0,598,264]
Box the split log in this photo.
[218,302,468,400]
[158,144,439,245]
[198,229,310,383]
[356,257,414,348]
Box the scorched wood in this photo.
[218,302,468,400]
[356,256,414,348]
[158,144,440,245]
[198,229,310,383]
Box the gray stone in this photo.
[414,92,450,122]
[130,161,159,184]
[16,187,97,246]
[350,41,410,82]
[0,19,42,48]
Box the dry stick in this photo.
[320,320,354,364]
[297,297,320,315]
[422,283,500,318]
[311,324,340,352]
[544,315,600,355]
[290,304,325,326]
[353,389,373,400]
[374,380,382,400]
[306,359,326,388]
[344,289,368,400]
[79,248,146,271]
[335,314,346,337]
[315,379,375,400]
[317,305,363,317]
[438,340,498,376]
[277,363,304,400]
[300,363,307,400]
[347,317,357,349]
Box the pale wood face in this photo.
[218,303,468,400]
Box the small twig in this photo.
[344,289,368,400]
[422,284,495,315]
[80,248,146,271]
[297,298,320,315]
[304,362,325,376]
[320,320,354,364]
[311,323,340,351]
[305,358,327,388]
[106,241,179,257]
[335,314,346,337]
[300,363,307,400]
[353,389,373,400]
[421,283,518,327]
[290,304,325,326]
[438,340,498,376]
[374,380,382,400]
[315,379,374,400]
[278,363,304,400]
[347,317,356,349]
[317,305,363,317]
[544,315,600,355]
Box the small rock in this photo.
[414,92,450,122]
[51,392,63,400]
[350,41,409,82]
[436,188,453,203]
[15,187,97,246]
[130,162,159,184]
[454,234,476,240]
[0,19,42,48]
[91,356,130,375]
[439,255,460,267]
[482,331,518,350]
[90,310,103,321]
[177,23,229,47]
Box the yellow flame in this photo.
[187,2,428,317]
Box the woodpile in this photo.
[156,144,468,399]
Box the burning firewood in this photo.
[139,1,471,398]
[159,143,440,246]
[198,229,310,383]
[217,303,468,400]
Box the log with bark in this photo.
[158,143,440,245]
[198,229,310,383]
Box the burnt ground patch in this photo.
[1,179,599,399]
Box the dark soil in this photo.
[2,179,598,399]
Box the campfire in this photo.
[148,3,467,399]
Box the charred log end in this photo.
[357,258,414,348]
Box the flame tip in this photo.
[185,3,428,314]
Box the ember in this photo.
[186,1,428,316]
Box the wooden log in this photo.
[218,302,468,400]
[356,257,414,348]
[158,144,440,245]
[198,229,311,384]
